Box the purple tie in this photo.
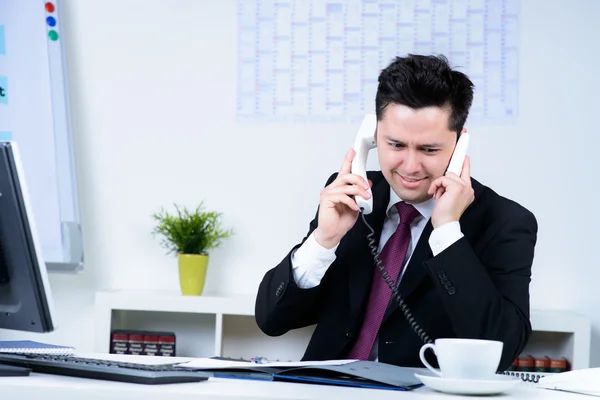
[347,202,420,360]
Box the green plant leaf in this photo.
[151,202,232,256]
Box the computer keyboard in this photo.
[0,353,209,385]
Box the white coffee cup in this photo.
[419,338,503,380]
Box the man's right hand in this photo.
[313,148,372,249]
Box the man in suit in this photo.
[255,54,537,371]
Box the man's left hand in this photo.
[428,156,475,229]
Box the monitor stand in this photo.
[0,364,30,376]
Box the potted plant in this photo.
[151,202,232,296]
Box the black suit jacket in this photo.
[255,171,538,371]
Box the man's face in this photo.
[376,103,460,204]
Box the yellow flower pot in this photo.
[177,254,209,296]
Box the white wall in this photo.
[2,0,600,365]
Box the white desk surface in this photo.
[0,354,583,400]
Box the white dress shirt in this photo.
[290,187,464,360]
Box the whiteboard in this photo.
[0,0,82,271]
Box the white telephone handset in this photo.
[445,132,470,176]
[351,114,378,215]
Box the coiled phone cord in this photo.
[359,210,433,345]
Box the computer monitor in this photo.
[0,142,56,333]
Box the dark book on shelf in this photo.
[110,330,176,356]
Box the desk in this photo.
[0,354,582,399]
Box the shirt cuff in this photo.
[291,232,338,288]
[428,221,464,256]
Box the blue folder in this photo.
[189,360,423,391]
[273,361,423,390]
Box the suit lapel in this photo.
[347,174,390,323]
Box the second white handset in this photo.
[445,132,470,176]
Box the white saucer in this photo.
[414,373,522,395]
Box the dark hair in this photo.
[375,54,474,134]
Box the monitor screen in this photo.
[0,142,56,332]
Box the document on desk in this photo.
[176,359,423,391]
[178,358,355,369]
[537,368,600,397]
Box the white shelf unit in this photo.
[519,310,591,370]
[93,290,592,369]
